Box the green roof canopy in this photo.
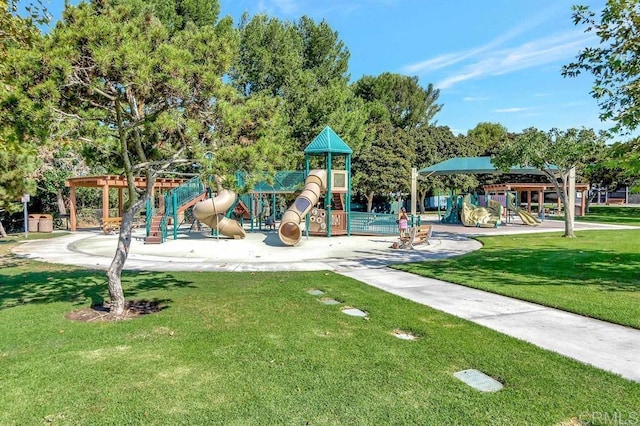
[419,156,554,176]
[304,126,352,155]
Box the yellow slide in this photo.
[193,189,247,239]
[278,169,327,246]
[506,193,541,226]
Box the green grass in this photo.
[395,229,640,329]
[1,230,71,243]
[579,205,640,226]
[0,245,639,424]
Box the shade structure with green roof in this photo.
[419,156,555,176]
[304,126,353,155]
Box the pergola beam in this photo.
[65,175,186,231]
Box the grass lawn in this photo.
[0,240,639,424]
[579,205,640,226]
[549,205,640,226]
[395,229,640,329]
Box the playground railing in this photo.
[164,176,205,218]
[350,212,398,235]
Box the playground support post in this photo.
[411,167,417,217]
[22,194,30,238]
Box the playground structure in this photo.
[64,127,406,246]
[278,169,327,245]
[460,194,503,228]
[419,157,590,228]
[483,183,589,218]
[278,127,353,246]
[65,175,190,233]
[277,168,352,245]
[192,189,246,239]
[506,193,540,226]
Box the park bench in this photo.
[396,224,432,250]
[606,198,625,205]
[101,217,122,234]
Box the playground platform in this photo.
[12,217,640,383]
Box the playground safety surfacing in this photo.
[13,216,636,273]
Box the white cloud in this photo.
[434,30,595,89]
[402,5,565,75]
[257,0,397,17]
[463,96,490,102]
[271,0,299,14]
[494,107,529,113]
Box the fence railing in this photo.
[164,176,205,218]
[349,212,398,235]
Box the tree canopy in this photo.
[230,14,365,157]
[562,0,640,133]
[0,0,51,237]
[14,0,300,315]
[353,72,442,129]
[493,127,606,237]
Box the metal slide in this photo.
[506,192,541,226]
[192,189,247,238]
[278,169,327,246]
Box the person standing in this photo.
[398,208,409,238]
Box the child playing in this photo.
[398,211,409,238]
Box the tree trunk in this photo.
[106,194,148,316]
[0,220,7,238]
[418,189,427,214]
[56,187,67,215]
[562,179,575,238]
[552,174,575,238]
[365,191,374,213]
[544,169,575,238]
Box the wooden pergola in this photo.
[65,175,186,231]
[483,182,590,217]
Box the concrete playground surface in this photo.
[12,217,640,383]
[13,216,632,272]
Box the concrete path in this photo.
[340,268,640,383]
[11,219,640,383]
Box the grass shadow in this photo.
[0,265,196,310]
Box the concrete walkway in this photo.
[11,219,640,383]
[340,268,640,383]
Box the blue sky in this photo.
[46,0,610,136]
[222,0,608,136]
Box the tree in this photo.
[0,0,49,237]
[582,138,640,201]
[231,14,366,157]
[351,123,416,212]
[608,138,640,190]
[353,72,442,129]
[467,122,508,156]
[493,127,606,237]
[562,0,640,135]
[413,126,478,212]
[22,0,289,316]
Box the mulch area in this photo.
[66,299,166,322]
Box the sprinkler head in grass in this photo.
[453,369,503,392]
[392,329,419,340]
[341,307,367,318]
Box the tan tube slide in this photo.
[278,169,327,246]
[193,189,247,239]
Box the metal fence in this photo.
[349,212,399,235]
